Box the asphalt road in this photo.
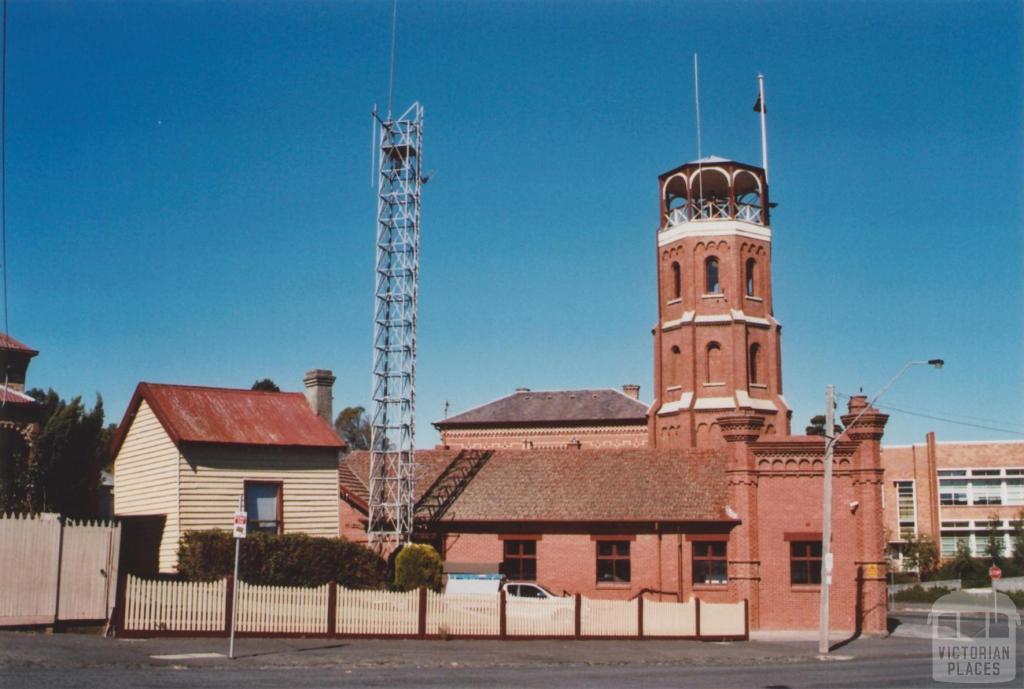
[2,610,1021,689]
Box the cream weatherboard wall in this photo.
[178,446,340,543]
[114,401,341,573]
[112,400,182,572]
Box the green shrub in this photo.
[177,530,387,588]
[892,586,954,604]
[393,543,442,592]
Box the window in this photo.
[790,541,822,585]
[705,342,722,383]
[745,258,756,296]
[596,541,631,583]
[748,344,761,385]
[971,479,1002,505]
[1006,478,1024,505]
[244,482,282,534]
[705,257,720,294]
[896,481,916,539]
[939,478,968,506]
[503,540,537,580]
[692,541,727,585]
[671,262,681,300]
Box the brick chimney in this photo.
[303,369,336,425]
[622,384,640,400]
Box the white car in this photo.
[502,581,562,599]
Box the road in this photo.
[1,610,1020,689]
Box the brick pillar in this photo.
[841,395,889,634]
[718,412,763,630]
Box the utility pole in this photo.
[818,384,835,655]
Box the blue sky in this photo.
[8,1,1023,445]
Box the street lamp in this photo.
[818,359,943,655]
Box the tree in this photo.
[902,533,939,578]
[984,514,1005,564]
[251,379,280,392]
[335,406,371,451]
[393,543,443,592]
[805,415,844,437]
[1011,511,1024,568]
[2,389,114,518]
[951,537,974,579]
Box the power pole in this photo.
[818,384,835,654]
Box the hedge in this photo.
[177,530,388,588]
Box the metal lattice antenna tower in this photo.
[369,101,423,548]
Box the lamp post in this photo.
[818,359,943,655]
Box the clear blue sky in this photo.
[8,1,1023,446]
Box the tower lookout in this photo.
[650,156,791,448]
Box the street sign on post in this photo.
[229,496,244,659]
[990,565,1002,581]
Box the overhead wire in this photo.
[835,391,1024,438]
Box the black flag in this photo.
[753,94,765,113]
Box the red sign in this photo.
[233,511,248,539]
[989,565,1002,581]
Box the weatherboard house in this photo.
[341,157,892,634]
[112,371,345,573]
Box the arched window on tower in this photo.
[670,345,681,383]
[671,262,681,300]
[745,258,756,297]
[705,342,722,384]
[705,257,720,295]
[749,343,762,385]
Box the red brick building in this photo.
[881,434,1024,565]
[341,156,891,635]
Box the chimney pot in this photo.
[622,384,641,400]
[303,369,336,425]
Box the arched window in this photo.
[670,345,681,382]
[705,342,722,383]
[745,258,756,297]
[749,343,761,384]
[671,262,681,299]
[705,257,720,294]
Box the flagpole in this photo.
[758,73,769,184]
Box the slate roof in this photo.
[435,389,648,428]
[340,448,729,524]
[111,382,345,457]
[0,333,38,355]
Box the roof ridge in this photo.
[140,382,303,396]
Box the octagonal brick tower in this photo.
[649,156,791,448]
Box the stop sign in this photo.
[989,565,1002,580]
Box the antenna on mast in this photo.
[368,0,423,551]
[693,53,704,198]
[755,73,769,184]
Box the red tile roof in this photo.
[340,448,729,524]
[342,450,460,505]
[111,382,345,457]
[0,333,38,356]
[435,389,648,428]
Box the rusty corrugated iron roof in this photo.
[111,382,345,457]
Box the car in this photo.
[502,581,562,599]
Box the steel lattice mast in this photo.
[369,102,423,548]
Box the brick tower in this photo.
[649,157,791,448]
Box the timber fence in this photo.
[0,513,121,627]
[118,576,747,640]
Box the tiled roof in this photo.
[0,385,39,405]
[0,333,38,355]
[435,389,648,428]
[341,450,461,506]
[111,382,345,457]
[341,448,728,524]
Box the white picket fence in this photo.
[123,575,224,632]
[336,587,418,635]
[120,577,747,640]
